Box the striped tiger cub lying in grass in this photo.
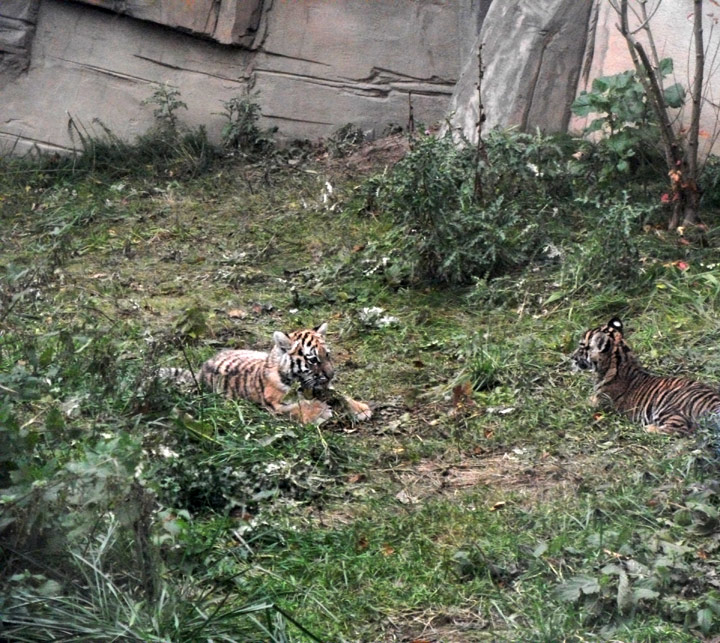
[572,317,720,434]
[159,323,372,425]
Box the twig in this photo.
[473,42,489,203]
[407,92,415,138]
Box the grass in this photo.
[2,137,720,642]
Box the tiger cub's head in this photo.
[571,317,628,375]
[273,322,335,393]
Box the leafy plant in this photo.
[358,131,574,284]
[571,63,683,178]
[142,82,188,133]
[555,481,720,636]
[219,94,276,155]
[327,123,365,158]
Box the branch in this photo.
[617,0,681,169]
[687,0,704,180]
[637,0,663,73]
[473,42,489,203]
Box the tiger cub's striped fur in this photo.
[571,317,720,434]
[158,323,372,425]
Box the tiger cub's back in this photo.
[200,349,274,406]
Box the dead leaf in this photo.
[381,544,395,556]
[227,308,247,319]
[347,473,366,484]
[490,501,506,512]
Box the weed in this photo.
[326,123,365,158]
[219,94,277,156]
[142,82,188,133]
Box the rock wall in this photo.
[0,0,40,88]
[446,0,593,142]
[1,0,719,156]
[0,0,463,154]
[75,0,264,46]
[448,0,720,158]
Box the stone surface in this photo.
[251,0,461,139]
[0,0,40,87]
[446,0,594,143]
[0,0,463,154]
[0,0,252,154]
[2,0,719,156]
[572,0,720,159]
[76,0,264,45]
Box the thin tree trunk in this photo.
[473,43,489,203]
[682,0,704,227]
[616,0,705,230]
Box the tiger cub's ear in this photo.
[273,331,293,352]
[608,317,624,333]
[314,322,328,338]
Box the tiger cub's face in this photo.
[274,322,335,392]
[571,317,625,375]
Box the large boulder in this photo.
[447,0,594,142]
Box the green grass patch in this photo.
[2,130,720,640]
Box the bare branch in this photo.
[687,0,705,180]
[617,0,679,169]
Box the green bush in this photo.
[571,63,681,183]
[219,94,276,156]
[570,194,653,289]
[359,130,576,284]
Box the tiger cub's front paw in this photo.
[348,399,372,422]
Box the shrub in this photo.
[571,64,680,183]
[219,94,276,156]
[570,194,653,289]
[359,130,576,284]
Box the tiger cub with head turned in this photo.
[572,317,720,434]
[159,323,372,425]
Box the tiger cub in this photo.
[571,317,720,434]
[158,323,372,425]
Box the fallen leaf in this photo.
[490,501,506,512]
[381,544,395,556]
[227,308,247,319]
[452,380,474,409]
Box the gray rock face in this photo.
[73,0,264,46]
[252,0,461,140]
[447,0,594,143]
[2,0,714,156]
[0,0,40,87]
[0,0,463,154]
